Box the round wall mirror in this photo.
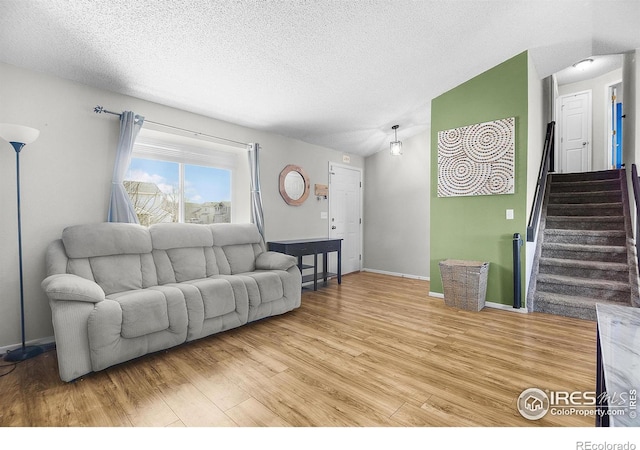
[279,164,310,206]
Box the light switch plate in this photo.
[506,209,514,220]
[321,211,328,219]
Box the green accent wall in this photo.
[430,51,528,305]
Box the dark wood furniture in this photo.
[268,238,342,291]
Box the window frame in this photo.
[128,129,245,225]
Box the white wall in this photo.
[0,62,363,349]
[623,50,638,168]
[558,68,623,171]
[527,53,546,223]
[623,50,639,237]
[363,130,430,279]
[525,54,546,299]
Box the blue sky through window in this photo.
[185,164,231,202]
[127,158,231,203]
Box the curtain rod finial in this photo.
[94,105,104,114]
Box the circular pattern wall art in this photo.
[437,117,515,197]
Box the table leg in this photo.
[313,252,318,291]
[337,246,342,285]
[323,251,328,285]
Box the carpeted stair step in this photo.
[551,170,620,183]
[546,202,623,216]
[549,178,621,193]
[542,229,626,246]
[538,257,629,282]
[544,215,625,231]
[529,169,636,321]
[533,292,629,321]
[540,242,627,263]
[536,273,630,302]
[548,190,623,204]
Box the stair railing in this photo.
[527,121,555,242]
[631,164,640,270]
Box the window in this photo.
[124,128,251,226]
[125,158,231,226]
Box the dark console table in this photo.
[268,238,342,291]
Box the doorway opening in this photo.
[607,81,624,169]
[556,90,592,173]
[328,162,362,276]
[553,53,624,174]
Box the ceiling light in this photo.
[390,125,402,156]
[572,58,594,70]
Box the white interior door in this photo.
[328,163,362,275]
[558,91,592,173]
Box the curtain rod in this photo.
[93,105,250,147]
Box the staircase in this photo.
[528,169,640,321]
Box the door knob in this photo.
[331,226,337,229]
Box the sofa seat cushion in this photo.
[240,271,285,304]
[88,285,188,372]
[224,267,301,322]
[173,278,237,319]
[167,277,249,341]
[106,289,170,338]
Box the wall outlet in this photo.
[506,209,514,220]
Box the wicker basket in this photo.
[439,259,490,311]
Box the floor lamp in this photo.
[0,123,43,362]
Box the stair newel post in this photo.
[513,233,523,309]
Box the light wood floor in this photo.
[0,272,597,427]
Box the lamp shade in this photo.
[390,124,402,156]
[390,141,403,156]
[0,123,40,145]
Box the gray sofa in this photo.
[41,222,301,382]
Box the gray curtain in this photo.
[108,111,145,223]
[248,143,265,239]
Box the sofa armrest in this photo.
[255,251,298,271]
[41,274,105,303]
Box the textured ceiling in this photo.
[1,0,639,156]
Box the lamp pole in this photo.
[6,141,44,361]
[0,124,43,362]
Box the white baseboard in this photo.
[362,268,429,281]
[0,336,56,356]
[428,292,528,313]
[485,301,528,313]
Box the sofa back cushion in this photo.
[210,223,265,274]
[61,223,157,295]
[150,223,219,283]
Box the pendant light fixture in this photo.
[390,125,402,156]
